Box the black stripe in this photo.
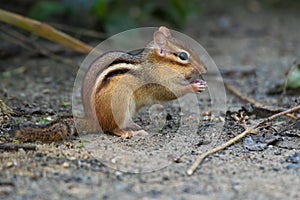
[94,51,142,82]
[96,68,131,93]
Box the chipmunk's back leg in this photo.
[113,129,148,139]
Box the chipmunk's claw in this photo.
[191,79,207,93]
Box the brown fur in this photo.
[13,26,207,141]
[13,116,76,142]
[88,27,207,138]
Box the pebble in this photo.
[286,164,299,170]
[62,162,70,168]
[286,153,300,164]
[69,156,76,161]
[273,149,281,155]
[111,158,117,164]
[6,162,14,168]
[18,148,26,158]
[272,166,280,172]
[115,171,122,176]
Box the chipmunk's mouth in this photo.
[181,74,207,88]
[181,74,198,85]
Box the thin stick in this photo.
[187,128,258,175]
[0,8,95,54]
[281,60,298,101]
[225,82,298,120]
[224,82,264,107]
[187,104,300,175]
[266,104,300,121]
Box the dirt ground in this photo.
[1,5,300,200]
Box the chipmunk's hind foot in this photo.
[113,129,148,139]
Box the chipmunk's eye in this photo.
[176,52,189,61]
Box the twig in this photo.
[187,104,300,176]
[225,82,298,120]
[281,60,298,102]
[265,104,300,122]
[187,127,257,175]
[0,8,95,54]
[0,143,37,151]
[224,82,264,107]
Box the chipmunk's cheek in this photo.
[192,64,206,74]
[184,71,196,80]
[181,74,193,86]
[191,66,198,74]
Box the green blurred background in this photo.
[2,0,300,36]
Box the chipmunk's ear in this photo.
[154,28,169,55]
[159,26,171,37]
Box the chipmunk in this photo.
[12,26,207,141]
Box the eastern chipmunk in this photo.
[12,26,207,141]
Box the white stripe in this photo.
[93,63,140,94]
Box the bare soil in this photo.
[1,5,299,200]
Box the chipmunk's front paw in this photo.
[191,79,207,93]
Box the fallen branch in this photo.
[187,104,300,176]
[0,8,95,54]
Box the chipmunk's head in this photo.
[149,26,207,78]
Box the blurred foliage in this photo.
[15,0,300,36]
[27,0,201,35]
[264,0,300,9]
[28,1,69,21]
[287,64,300,89]
[92,0,200,34]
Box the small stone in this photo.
[272,166,280,172]
[6,162,14,168]
[115,171,122,176]
[274,150,281,155]
[286,164,299,170]
[286,153,300,164]
[62,162,70,168]
[111,158,117,164]
[45,116,53,121]
[18,148,26,158]
[203,116,210,121]
[69,157,76,161]
[219,116,225,122]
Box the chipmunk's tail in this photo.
[10,116,77,142]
